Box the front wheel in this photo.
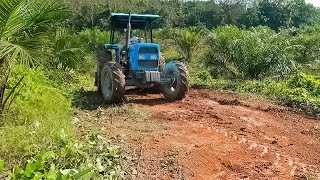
[100,61,126,103]
[161,61,189,100]
[96,49,112,94]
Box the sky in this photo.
[307,0,320,7]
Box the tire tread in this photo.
[101,61,125,103]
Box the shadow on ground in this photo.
[73,88,171,110]
[72,90,106,110]
[126,88,172,106]
[127,97,169,106]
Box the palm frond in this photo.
[26,0,69,29]
[48,27,85,69]
[0,40,34,65]
[0,0,68,65]
[0,0,30,39]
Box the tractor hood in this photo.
[129,43,160,71]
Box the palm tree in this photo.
[173,27,205,62]
[48,27,85,70]
[0,0,68,112]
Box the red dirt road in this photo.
[101,89,320,179]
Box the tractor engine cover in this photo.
[129,43,160,71]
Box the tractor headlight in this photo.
[139,55,146,60]
[150,55,158,60]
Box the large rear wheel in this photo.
[161,61,189,100]
[100,61,125,103]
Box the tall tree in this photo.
[257,0,318,30]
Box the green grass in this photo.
[0,65,74,167]
[0,65,125,179]
[190,67,320,116]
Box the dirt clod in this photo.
[218,99,242,106]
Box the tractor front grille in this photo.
[138,60,158,69]
[139,47,158,54]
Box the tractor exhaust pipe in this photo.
[126,13,132,50]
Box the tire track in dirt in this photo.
[103,89,320,179]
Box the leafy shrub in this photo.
[153,28,180,60]
[48,27,86,71]
[45,68,95,98]
[191,71,320,116]
[171,27,207,62]
[188,62,214,86]
[74,28,112,74]
[154,27,208,62]
[1,132,121,179]
[190,70,214,86]
[290,25,320,65]
[283,73,320,114]
[78,29,110,53]
[205,26,295,80]
[287,72,320,96]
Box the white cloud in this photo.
[306,0,320,7]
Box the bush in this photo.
[193,72,320,116]
[74,28,112,75]
[154,27,208,62]
[1,132,121,179]
[204,26,295,80]
[188,62,214,86]
[283,73,320,114]
[290,25,320,65]
[45,68,95,98]
[78,28,110,53]
[48,28,86,71]
[45,28,110,75]
[287,72,320,96]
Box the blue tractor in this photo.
[95,13,189,103]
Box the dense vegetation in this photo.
[189,25,320,115]
[65,0,320,30]
[0,0,320,179]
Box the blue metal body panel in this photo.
[103,44,120,49]
[103,43,120,63]
[129,43,160,71]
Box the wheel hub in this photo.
[165,70,177,92]
[101,69,113,98]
